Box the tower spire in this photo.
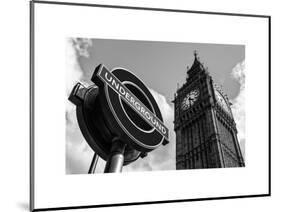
[194,50,198,60]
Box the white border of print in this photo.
[31,2,269,210]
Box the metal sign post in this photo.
[104,138,126,173]
[88,153,99,174]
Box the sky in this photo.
[65,38,245,174]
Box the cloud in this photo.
[65,38,93,126]
[123,89,175,172]
[71,38,93,58]
[230,61,245,159]
[65,38,103,174]
[66,39,81,124]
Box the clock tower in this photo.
[174,52,245,169]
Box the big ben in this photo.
[174,51,245,169]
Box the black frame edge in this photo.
[268,16,271,196]
[32,0,270,18]
[33,194,270,211]
[30,0,35,212]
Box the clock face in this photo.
[214,89,231,114]
[181,89,200,111]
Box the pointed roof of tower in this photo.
[186,50,205,77]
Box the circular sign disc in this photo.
[92,65,169,152]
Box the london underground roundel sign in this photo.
[92,64,169,152]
